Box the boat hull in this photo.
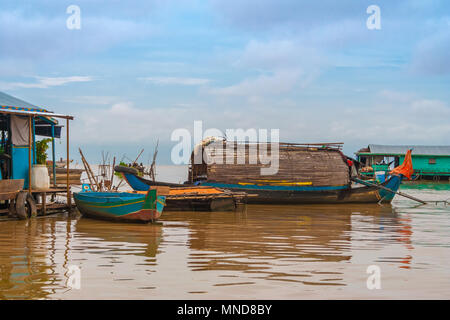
[116,166,402,205]
[74,192,166,223]
[118,171,239,211]
[120,170,185,191]
[154,196,236,211]
[199,175,402,204]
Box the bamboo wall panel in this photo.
[191,143,349,186]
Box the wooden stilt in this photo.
[28,116,32,193]
[66,118,71,210]
[42,192,47,215]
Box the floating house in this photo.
[356,144,450,181]
[0,91,74,216]
[186,141,364,204]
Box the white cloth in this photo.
[11,115,30,146]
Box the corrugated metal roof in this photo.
[368,144,450,156]
[0,91,49,112]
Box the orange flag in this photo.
[390,149,414,180]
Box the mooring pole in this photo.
[351,177,427,205]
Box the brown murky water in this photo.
[1,184,449,299]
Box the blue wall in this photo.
[12,145,31,187]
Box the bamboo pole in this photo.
[110,156,116,191]
[351,177,427,204]
[79,151,95,189]
[79,148,100,191]
[150,140,159,182]
[133,149,144,165]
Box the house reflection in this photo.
[0,217,163,299]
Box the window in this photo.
[428,158,436,164]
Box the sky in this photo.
[0,0,449,164]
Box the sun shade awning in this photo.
[0,91,73,125]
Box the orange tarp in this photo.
[168,187,224,195]
[135,187,224,196]
[390,149,414,180]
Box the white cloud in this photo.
[64,95,119,105]
[69,89,450,163]
[140,77,211,85]
[72,102,194,144]
[210,69,302,96]
[209,39,325,97]
[1,76,94,90]
[378,90,416,103]
[0,11,155,60]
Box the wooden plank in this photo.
[42,192,47,215]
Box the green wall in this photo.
[399,155,450,175]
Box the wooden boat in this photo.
[46,167,84,185]
[115,142,413,205]
[186,141,406,204]
[73,189,166,223]
[47,159,73,168]
[114,165,185,190]
[132,186,248,211]
[115,163,403,204]
[114,166,248,211]
[198,174,403,204]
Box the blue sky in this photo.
[0,0,449,163]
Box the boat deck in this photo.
[0,187,74,220]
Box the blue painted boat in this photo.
[116,164,404,204]
[73,189,166,223]
[115,142,413,205]
[197,174,403,204]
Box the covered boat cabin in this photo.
[0,91,74,217]
[188,141,351,187]
[356,144,450,181]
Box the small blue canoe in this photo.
[73,189,166,223]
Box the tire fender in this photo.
[114,165,139,175]
[15,191,37,220]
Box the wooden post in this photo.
[66,118,71,210]
[110,156,116,191]
[42,192,47,215]
[32,117,36,165]
[28,116,32,192]
[51,124,56,186]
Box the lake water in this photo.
[0,166,449,299]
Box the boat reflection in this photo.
[162,203,412,285]
[73,218,163,258]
